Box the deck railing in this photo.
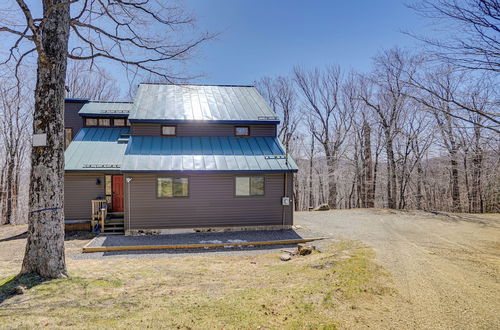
[91,199,107,232]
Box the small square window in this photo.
[99,118,111,126]
[85,118,98,126]
[113,118,125,126]
[235,126,250,137]
[161,125,176,136]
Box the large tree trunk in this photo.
[21,0,70,278]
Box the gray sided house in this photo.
[64,84,298,234]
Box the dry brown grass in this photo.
[0,227,401,329]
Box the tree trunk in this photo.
[318,170,325,205]
[416,160,424,210]
[463,152,472,212]
[325,151,337,209]
[384,132,397,209]
[308,138,314,210]
[373,149,379,207]
[21,0,70,278]
[471,151,483,213]
[363,121,374,208]
[3,149,14,224]
[449,148,461,212]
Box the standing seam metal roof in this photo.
[128,84,280,122]
[122,136,298,172]
[64,127,130,171]
[78,101,133,116]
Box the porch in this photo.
[64,199,124,234]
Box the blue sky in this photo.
[18,1,433,95]
[180,0,430,85]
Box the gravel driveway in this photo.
[296,209,500,330]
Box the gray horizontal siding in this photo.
[64,174,105,220]
[131,123,276,137]
[124,173,293,229]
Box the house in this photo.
[64,83,298,234]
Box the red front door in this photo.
[112,175,124,212]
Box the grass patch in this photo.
[0,241,394,329]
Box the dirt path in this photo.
[296,209,500,330]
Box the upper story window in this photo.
[85,118,98,126]
[161,125,176,136]
[235,126,250,137]
[85,117,129,127]
[98,118,111,126]
[113,118,126,127]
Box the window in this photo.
[85,118,98,126]
[98,118,111,126]
[161,125,176,136]
[64,128,73,150]
[235,176,265,196]
[235,126,250,137]
[157,177,188,197]
[126,119,131,126]
[113,118,126,127]
[105,175,112,208]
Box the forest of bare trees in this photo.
[0,0,498,231]
[257,47,499,214]
[255,0,500,214]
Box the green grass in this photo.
[0,241,393,329]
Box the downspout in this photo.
[126,177,132,234]
[282,171,287,227]
[283,135,289,227]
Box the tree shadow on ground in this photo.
[0,231,27,243]
[64,231,97,241]
[0,274,49,304]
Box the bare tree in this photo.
[65,61,120,100]
[408,0,500,72]
[362,119,375,208]
[257,77,300,153]
[0,81,31,225]
[294,66,353,209]
[359,49,420,209]
[0,0,212,278]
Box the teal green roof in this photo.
[65,128,297,173]
[64,128,130,171]
[122,136,297,172]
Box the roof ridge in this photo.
[139,82,254,88]
[87,100,133,104]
